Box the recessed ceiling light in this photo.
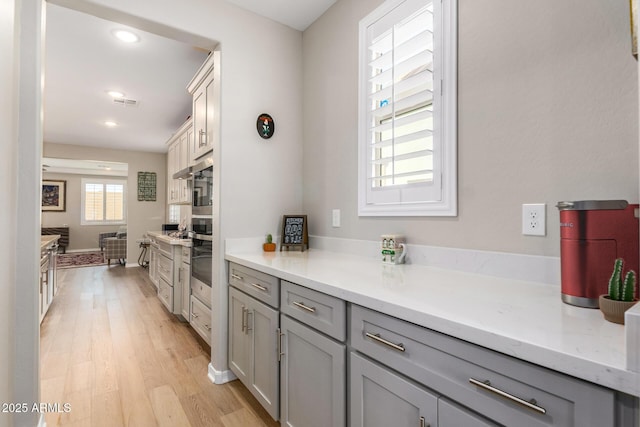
[104,121,118,127]
[107,90,125,98]
[112,29,139,43]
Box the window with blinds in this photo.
[358,0,457,216]
[81,178,126,225]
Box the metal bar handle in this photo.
[199,129,206,147]
[246,310,253,332]
[365,332,406,352]
[231,273,243,281]
[293,301,316,313]
[241,306,246,332]
[419,416,428,427]
[277,328,285,362]
[251,282,268,292]
[469,378,546,415]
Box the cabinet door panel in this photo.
[280,316,345,427]
[439,398,498,427]
[192,86,207,159]
[350,351,437,427]
[249,298,279,420]
[228,287,249,384]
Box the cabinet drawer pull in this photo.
[205,324,211,331]
[365,332,405,352]
[251,282,267,292]
[469,378,546,415]
[198,129,206,147]
[192,312,199,319]
[419,416,428,427]
[231,273,243,281]
[293,301,316,313]
[241,306,247,332]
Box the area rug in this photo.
[56,251,107,269]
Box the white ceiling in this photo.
[43,1,335,154]
[224,0,336,31]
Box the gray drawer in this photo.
[158,241,172,257]
[350,305,615,427]
[229,262,279,308]
[281,280,346,341]
[181,246,191,263]
[192,279,211,309]
[158,278,173,312]
[158,253,173,284]
[190,295,211,345]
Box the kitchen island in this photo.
[226,244,640,426]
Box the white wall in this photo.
[1,0,19,425]
[46,0,304,376]
[302,0,639,257]
[43,143,167,257]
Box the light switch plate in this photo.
[332,209,340,227]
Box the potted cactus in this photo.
[599,258,638,324]
[263,234,276,252]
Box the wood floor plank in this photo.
[40,265,278,427]
[91,391,125,427]
[149,385,192,427]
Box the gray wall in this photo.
[43,143,167,261]
[302,0,639,257]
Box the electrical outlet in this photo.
[522,203,546,236]
[332,209,341,227]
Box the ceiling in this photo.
[43,1,336,154]
[42,157,128,176]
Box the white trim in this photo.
[37,413,46,427]
[80,177,127,226]
[208,363,237,384]
[358,0,457,217]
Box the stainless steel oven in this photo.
[191,156,213,216]
[190,216,212,288]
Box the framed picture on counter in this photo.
[42,180,67,212]
[281,215,308,251]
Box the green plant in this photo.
[266,234,273,244]
[608,258,636,302]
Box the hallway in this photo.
[39,265,278,427]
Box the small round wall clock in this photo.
[257,113,275,139]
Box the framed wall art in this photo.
[137,171,157,201]
[42,180,66,212]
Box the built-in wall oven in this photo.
[190,217,212,292]
[192,156,213,216]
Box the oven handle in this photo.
[191,233,213,241]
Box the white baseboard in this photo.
[208,363,237,384]
[37,413,46,427]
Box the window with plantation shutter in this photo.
[81,178,126,225]
[358,0,457,216]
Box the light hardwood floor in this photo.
[40,265,279,427]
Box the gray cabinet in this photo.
[350,351,437,427]
[228,286,279,420]
[350,304,617,427]
[438,398,497,427]
[280,315,345,427]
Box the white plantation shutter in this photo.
[81,179,126,225]
[359,0,457,216]
[84,183,104,221]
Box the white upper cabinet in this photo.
[187,51,219,162]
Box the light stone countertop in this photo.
[146,231,192,247]
[40,235,60,250]
[225,248,640,397]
